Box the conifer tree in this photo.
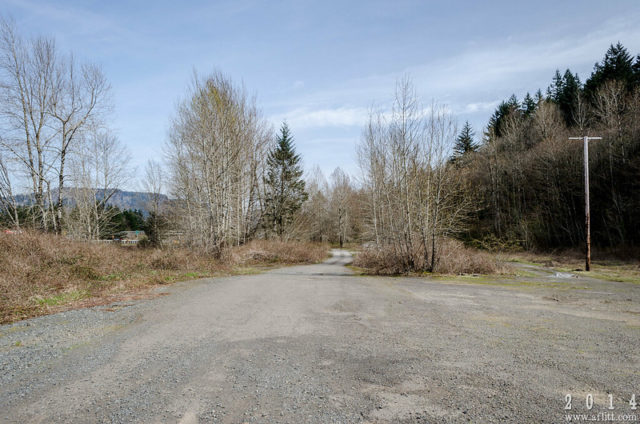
[550,69,564,102]
[584,42,635,98]
[553,69,582,126]
[534,89,545,103]
[521,92,537,116]
[488,95,520,138]
[452,121,477,160]
[263,122,308,239]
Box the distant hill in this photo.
[106,190,169,213]
[13,189,169,215]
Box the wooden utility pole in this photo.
[569,136,601,271]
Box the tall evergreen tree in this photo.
[452,121,477,160]
[584,42,635,98]
[534,89,545,103]
[488,95,520,138]
[551,69,582,126]
[549,69,564,102]
[263,122,308,239]
[521,92,537,116]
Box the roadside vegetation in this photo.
[0,232,327,324]
[1,17,639,324]
[353,239,503,275]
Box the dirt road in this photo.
[1,250,639,423]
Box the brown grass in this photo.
[353,239,503,275]
[0,232,328,324]
[230,239,328,265]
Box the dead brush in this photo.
[232,240,328,265]
[0,231,328,323]
[353,238,501,275]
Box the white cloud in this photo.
[271,106,369,129]
[462,101,501,114]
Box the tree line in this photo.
[458,42,640,250]
[1,15,637,270]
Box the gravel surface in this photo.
[1,249,639,423]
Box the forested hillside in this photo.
[460,43,640,251]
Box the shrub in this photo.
[231,239,328,265]
[353,238,500,275]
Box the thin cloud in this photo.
[270,13,640,115]
[462,101,501,114]
[271,106,369,129]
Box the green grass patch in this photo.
[36,289,90,306]
[505,258,547,267]
[98,272,128,281]
[579,271,640,284]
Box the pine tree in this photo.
[263,122,308,239]
[488,95,520,138]
[584,42,635,98]
[549,69,564,102]
[521,92,537,116]
[552,69,582,126]
[452,121,477,161]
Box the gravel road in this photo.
[1,250,639,423]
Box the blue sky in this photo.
[5,0,640,186]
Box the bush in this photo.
[353,239,500,275]
[231,239,328,265]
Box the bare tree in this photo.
[573,92,590,131]
[329,167,352,248]
[0,150,19,228]
[0,18,112,232]
[142,159,166,246]
[65,129,131,239]
[292,166,329,242]
[166,71,271,255]
[50,56,111,231]
[593,79,626,137]
[0,18,57,229]
[532,100,564,142]
[357,77,470,272]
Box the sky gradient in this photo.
[5,0,640,186]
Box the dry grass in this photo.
[230,239,328,265]
[353,239,503,275]
[0,232,328,324]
